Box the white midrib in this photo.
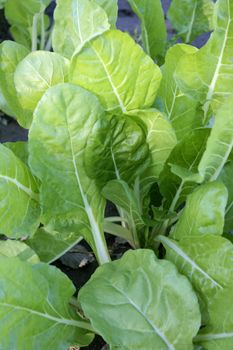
[203,2,231,122]
[91,44,127,113]
[209,137,233,181]
[0,302,93,331]
[67,129,110,264]
[157,235,223,289]
[72,0,84,43]
[0,175,39,202]
[195,332,233,342]
[185,1,197,43]
[167,85,178,120]
[113,285,175,350]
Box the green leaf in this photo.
[158,44,203,141]
[132,109,177,191]
[26,227,82,263]
[158,234,233,319]
[14,51,70,113]
[0,87,14,117]
[198,97,233,181]
[0,240,39,263]
[159,128,210,210]
[0,41,31,128]
[0,0,6,9]
[4,141,29,164]
[195,286,233,349]
[127,0,167,59]
[70,30,162,114]
[95,0,118,28]
[168,0,214,43]
[29,83,110,264]
[0,257,94,349]
[175,0,233,122]
[102,180,145,247]
[79,249,201,350]
[171,181,228,240]
[0,144,40,239]
[84,114,149,188]
[53,0,110,59]
[218,161,233,232]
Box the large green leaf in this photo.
[70,30,162,114]
[29,83,110,264]
[0,41,31,128]
[4,141,29,164]
[195,286,233,349]
[53,0,110,58]
[159,128,210,210]
[26,227,82,263]
[219,161,233,232]
[158,44,203,141]
[198,97,233,181]
[0,144,40,239]
[95,0,118,28]
[79,249,201,350]
[171,182,228,240]
[130,109,177,191]
[175,0,233,122]
[127,0,167,60]
[0,240,39,263]
[168,0,214,43]
[14,51,70,113]
[158,234,233,318]
[84,113,149,188]
[0,257,94,349]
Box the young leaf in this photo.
[158,44,203,140]
[168,0,214,43]
[218,161,233,232]
[14,51,70,113]
[0,41,31,128]
[130,109,177,191]
[159,129,210,210]
[70,30,162,114]
[0,240,39,263]
[171,181,228,240]
[0,144,40,239]
[127,0,167,60]
[84,114,149,188]
[53,0,110,58]
[26,227,82,263]
[198,97,233,181]
[29,83,110,264]
[0,257,94,349]
[175,0,233,122]
[79,249,201,350]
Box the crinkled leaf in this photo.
[0,41,31,128]
[159,128,210,210]
[79,249,201,350]
[168,0,214,43]
[158,44,203,141]
[0,257,94,349]
[171,181,228,240]
[219,161,233,232]
[4,141,29,164]
[14,51,70,113]
[29,83,109,264]
[0,144,40,239]
[130,109,177,192]
[175,0,233,122]
[70,30,162,114]
[0,240,39,263]
[53,0,110,58]
[127,0,167,59]
[198,97,233,181]
[84,114,149,188]
[26,227,82,263]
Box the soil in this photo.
[0,1,211,349]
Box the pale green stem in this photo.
[45,24,54,51]
[32,14,39,51]
[40,14,45,50]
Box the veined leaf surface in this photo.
[95,0,118,27]
[70,30,161,114]
[219,161,233,232]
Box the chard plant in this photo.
[0,0,233,349]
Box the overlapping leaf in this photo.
[0,240,39,263]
